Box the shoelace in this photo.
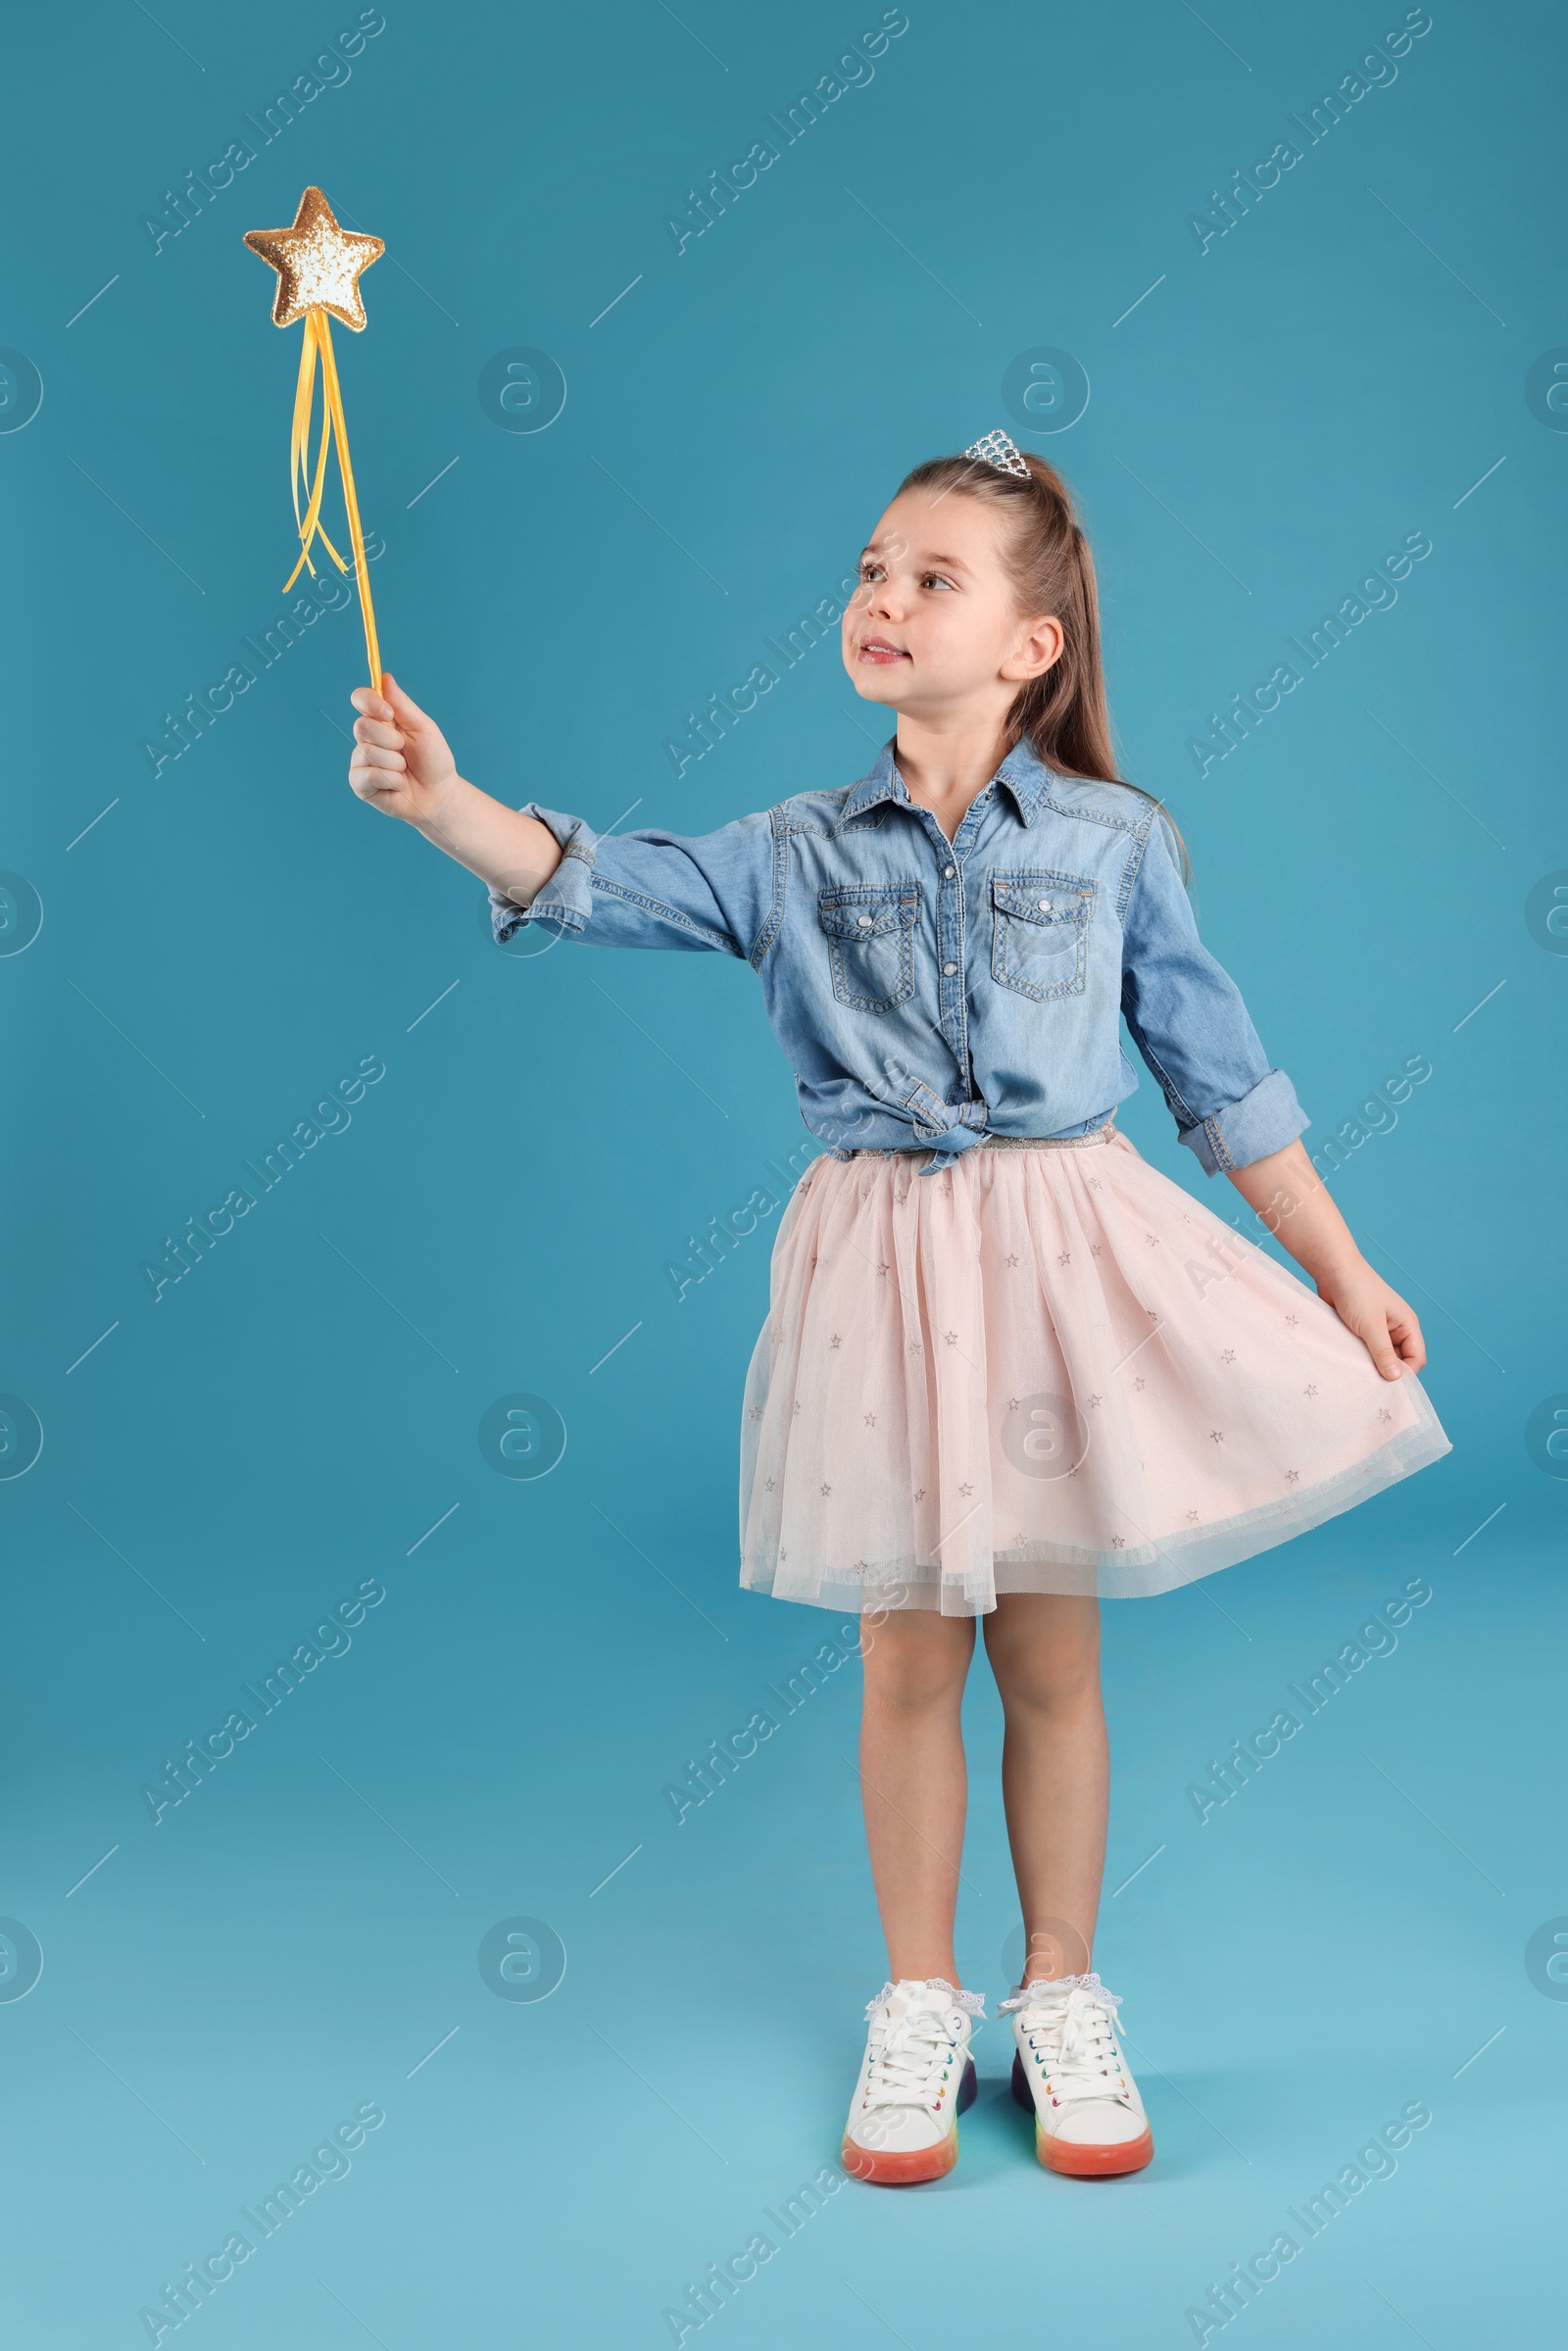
[1000,1974,1132,2106]
[862,2004,961,2109]
[858,1980,983,2111]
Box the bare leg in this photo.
[858,1607,976,1983]
[981,1594,1108,1984]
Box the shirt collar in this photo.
[842,736,1054,826]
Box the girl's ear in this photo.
[1002,613,1064,683]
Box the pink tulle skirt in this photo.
[737,1128,1449,1614]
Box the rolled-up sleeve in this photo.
[489,802,780,962]
[1120,813,1308,1175]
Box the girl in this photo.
[348,430,1448,2188]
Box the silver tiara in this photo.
[963,427,1030,478]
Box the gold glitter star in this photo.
[244,185,383,330]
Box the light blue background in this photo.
[3,1,1563,2344]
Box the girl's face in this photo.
[841,489,1063,725]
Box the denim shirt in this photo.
[490,738,1307,1180]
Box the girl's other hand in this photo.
[1316,1262,1426,1380]
[349,673,458,826]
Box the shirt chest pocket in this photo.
[816,885,920,1013]
[990,870,1095,1001]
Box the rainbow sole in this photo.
[843,2055,977,2184]
[1010,2051,1153,2176]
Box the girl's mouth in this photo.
[858,638,909,665]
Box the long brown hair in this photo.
[895,449,1189,876]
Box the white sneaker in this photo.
[841,1978,983,2185]
[1002,1973,1152,2176]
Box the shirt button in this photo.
[943,960,957,975]
[944,864,956,878]
[858,912,873,927]
[1037,898,1052,911]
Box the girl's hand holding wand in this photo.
[348,675,564,906]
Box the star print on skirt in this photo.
[737,1130,1449,1615]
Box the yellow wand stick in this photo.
[244,186,386,692]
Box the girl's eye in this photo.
[857,562,954,588]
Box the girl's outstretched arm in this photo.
[349,674,563,906]
[1226,1139,1426,1381]
[354,676,780,961]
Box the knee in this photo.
[986,1623,1102,1714]
[862,1621,971,1713]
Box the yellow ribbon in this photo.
[282,306,382,691]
